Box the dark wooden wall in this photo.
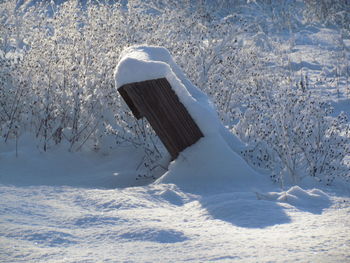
[118,78,203,159]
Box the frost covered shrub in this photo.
[11,2,115,151]
[304,0,350,31]
[2,0,243,174]
[235,78,350,185]
[0,0,247,146]
[0,2,27,143]
[0,53,26,145]
[0,1,158,158]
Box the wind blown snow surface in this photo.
[1,43,350,263]
[1,170,350,262]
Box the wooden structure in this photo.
[118,78,203,159]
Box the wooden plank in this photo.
[119,78,203,159]
[118,85,142,119]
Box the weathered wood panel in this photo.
[118,85,142,119]
[118,78,203,159]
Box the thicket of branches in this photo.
[0,0,349,184]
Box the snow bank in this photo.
[115,46,264,192]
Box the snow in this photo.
[256,186,332,213]
[0,135,146,188]
[2,4,350,263]
[279,25,350,101]
[1,179,349,262]
[156,135,269,194]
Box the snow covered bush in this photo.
[235,77,350,185]
[304,0,350,31]
[0,53,26,148]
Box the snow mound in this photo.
[156,136,268,193]
[115,46,264,192]
[256,186,331,213]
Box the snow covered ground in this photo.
[282,25,350,102]
[1,166,350,262]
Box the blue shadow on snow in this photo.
[198,192,292,229]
